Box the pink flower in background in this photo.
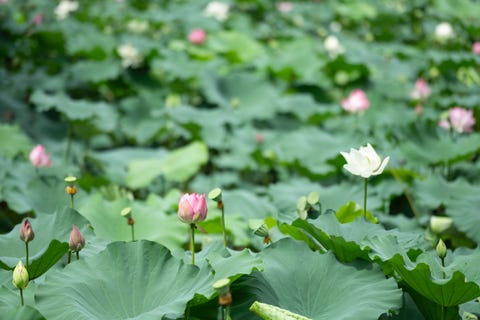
[188,29,207,45]
[410,78,431,100]
[341,89,370,113]
[32,13,44,26]
[472,42,480,55]
[276,2,293,12]
[178,193,208,224]
[439,107,476,133]
[29,144,52,167]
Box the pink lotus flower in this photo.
[439,107,476,133]
[410,78,431,100]
[473,42,480,55]
[188,29,207,45]
[276,2,293,12]
[29,144,52,167]
[341,89,370,113]
[178,193,208,224]
[20,219,34,243]
[69,225,85,252]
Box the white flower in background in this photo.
[203,1,229,22]
[435,22,454,41]
[340,144,390,178]
[430,216,453,234]
[324,35,344,58]
[127,20,149,34]
[54,0,79,20]
[117,43,143,68]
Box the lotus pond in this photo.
[1,0,480,319]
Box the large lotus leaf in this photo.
[413,175,480,244]
[201,71,279,121]
[247,238,402,319]
[68,59,121,83]
[282,213,425,263]
[78,193,185,250]
[35,241,214,320]
[126,141,208,188]
[369,246,480,307]
[399,124,480,167]
[30,90,117,132]
[0,305,45,320]
[0,207,88,271]
[0,124,32,158]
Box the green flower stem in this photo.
[19,288,24,306]
[190,224,196,265]
[363,178,368,219]
[67,251,71,264]
[130,224,135,242]
[440,257,446,320]
[219,201,227,247]
[76,251,79,260]
[70,195,75,209]
[25,242,29,270]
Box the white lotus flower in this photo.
[324,35,344,58]
[117,43,143,68]
[203,1,229,22]
[54,0,78,20]
[340,144,389,178]
[435,22,454,41]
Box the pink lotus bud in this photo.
[473,42,480,55]
[20,219,34,243]
[341,89,370,113]
[188,29,207,45]
[414,104,423,115]
[410,78,431,100]
[29,144,52,167]
[178,193,208,224]
[448,107,476,133]
[69,225,85,252]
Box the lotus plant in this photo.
[19,219,34,269]
[341,89,370,113]
[12,260,29,306]
[209,188,227,247]
[64,176,77,208]
[178,193,208,264]
[340,144,389,218]
[121,207,135,242]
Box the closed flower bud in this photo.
[20,219,34,243]
[178,193,208,224]
[436,239,447,259]
[12,260,29,289]
[69,225,85,252]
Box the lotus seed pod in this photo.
[64,175,77,185]
[208,187,222,202]
[213,278,232,306]
[19,219,34,243]
[121,207,132,218]
[12,260,29,289]
[436,239,447,259]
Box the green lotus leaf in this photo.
[245,238,402,319]
[35,241,214,320]
[126,141,208,188]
